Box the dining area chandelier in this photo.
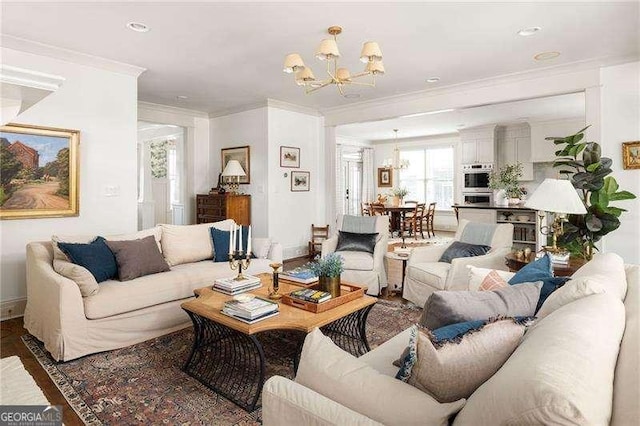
[283,25,385,96]
[382,129,410,170]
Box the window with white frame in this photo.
[398,145,454,210]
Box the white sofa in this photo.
[24,220,282,361]
[263,254,639,426]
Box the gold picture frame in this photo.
[378,167,392,187]
[622,141,640,170]
[1,123,80,220]
[221,145,250,184]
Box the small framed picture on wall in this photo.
[291,171,310,192]
[280,146,300,168]
[622,141,640,170]
[378,167,392,187]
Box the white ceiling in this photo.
[1,2,638,115]
[336,92,585,141]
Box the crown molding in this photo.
[208,101,269,119]
[138,101,209,119]
[1,34,146,77]
[208,98,322,119]
[321,54,638,122]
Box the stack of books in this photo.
[280,266,318,285]
[222,297,279,324]
[550,252,570,265]
[289,288,332,304]
[213,275,261,295]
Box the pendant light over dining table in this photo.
[283,26,385,96]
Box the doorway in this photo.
[341,149,363,216]
[137,121,187,230]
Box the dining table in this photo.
[380,204,417,236]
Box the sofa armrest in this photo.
[408,243,451,266]
[24,242,87,361]
[268,242,284,264]
[445,247,512,291]
[321,236,338,257]
[262,376,382,426]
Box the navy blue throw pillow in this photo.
[57,236,118,283]
[210,227,254,262]
[438,241,491,263]
[508,253,570,312]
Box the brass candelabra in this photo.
[229,250,251,281]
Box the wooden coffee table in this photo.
[181,273,376,412]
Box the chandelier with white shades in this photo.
[283,26,385,96]
[382,129,410,170]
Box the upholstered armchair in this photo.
[403,219,514,307]
[321,214,389,296]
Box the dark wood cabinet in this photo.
[196,194,251,225]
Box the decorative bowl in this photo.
[516,215,529,222]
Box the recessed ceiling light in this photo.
[426,77,440,83]
[176,95,188,100]
[518,27,541,36]
[344,93,361,99]
[127,22,150,33]
[534,51,560,61]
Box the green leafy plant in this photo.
[550,126,636,258]
[310,253,344,277]
[488,163,524,198]
[391,187,409,198]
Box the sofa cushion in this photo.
[420,282,542,329]
[453,293,626,426]
[295,328,466,426]
[336,231,378,255]
[467,266,515,291]
[397,318,531,403]
[57,237,118,283]
[339,251,374,271]
[536,278,604,319]
[82,258,274,319]
[570,252,627,300]
[438,241,491,263]
[53,259,99,297]
[105,236,170,281]
[508,253,570,312]
[407,263,451,291]
[160,220,235,266]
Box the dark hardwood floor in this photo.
[0,256,402,424]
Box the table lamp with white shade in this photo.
[524,178,587,254]
[221,160,246,194]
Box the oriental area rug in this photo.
[23,299,421,426]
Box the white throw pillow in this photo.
[53,259,99,297]
[536,278,604,318]
[453,293,626,426]
[160,219,234,266]
[295,328,465,426]
[570,252,627,300]
[467,266,515,291]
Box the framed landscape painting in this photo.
[291,171,310,192]
[378,167,392,187]
[221,145,250,184]
[622,141,640,170]
[0,123,79,220]
[280,146,300,168]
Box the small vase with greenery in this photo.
[550,126,636,259]
[488,163,524,203]
[390,187,409,206]
[310,253,344,297]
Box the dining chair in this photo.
[423,202,437,238]
[402,202,426,239]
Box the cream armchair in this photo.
[322,215,389,296]
[403,219,514,307]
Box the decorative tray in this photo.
[281,282,366,313]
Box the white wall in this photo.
[268,108,324,258]
[599,61,640,264]
[210,107,269,237]
[0,47,140,308]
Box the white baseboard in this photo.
[1,298,26,321]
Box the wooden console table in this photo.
[505,252,586,277]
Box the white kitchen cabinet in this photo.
[462,139,477,164]
[529,117,586,163]
[476,136,495,163]
[459,125,497,164]
[496,124,533,181]
[458,208,497,224]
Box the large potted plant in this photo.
[488,163,524,205]
[550,126,636,259]
[310,253,344,297]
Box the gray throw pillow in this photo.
[420,282,542,330]
[105,235,170,281]
[438,241,491,263]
